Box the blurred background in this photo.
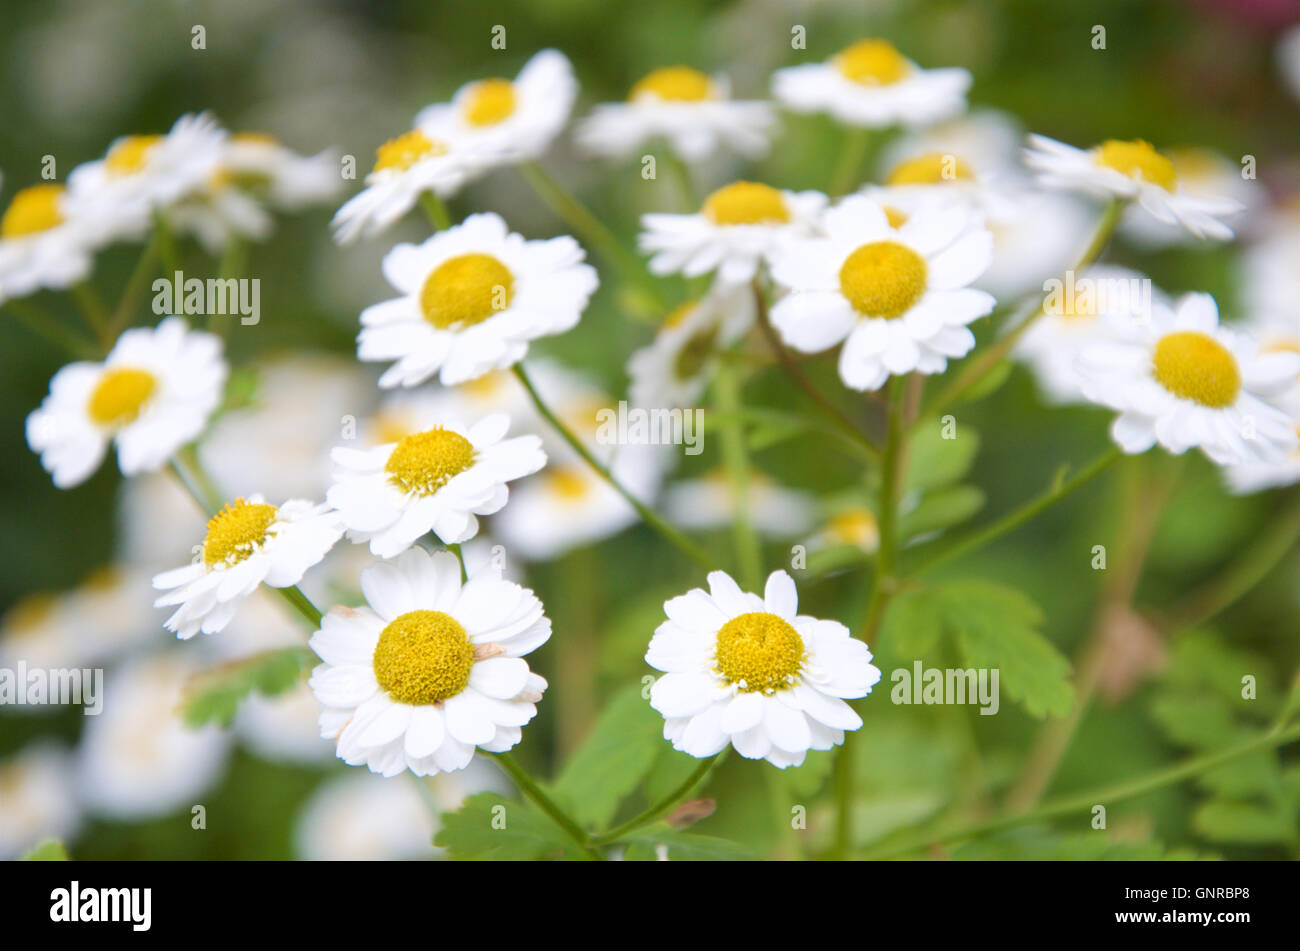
[1,0,1298,859]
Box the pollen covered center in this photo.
[834,39,910,86]
[839,240,928,319]
[463,79,517,126]
[385,427,478,496]
[419,252,515,329]
[1,185,65,238]
[87,367,157,427]
[1094,140,1177,192]
[702,181,790,225]
[202,499,279,568]
[886,152,975,186]
[1152,331,1241,408]
[714,611,806,693]
[105,135,162,177]
[630,66,714,102]
[372,609,475,705]
[372,130,448,174]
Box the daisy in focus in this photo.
[1024,135,1243,240]
[1077,293,1300,465]
[646,569,881,768]
[639,181,827,286]
[576,66,775,161]
[26,317,227,489]
[356,212,598,387]
[308,547,550,777]
[152,495,344,639]
[0,183,101,303]
[769,195,995,391]
[327,413,545,558]
[772,39,971,128]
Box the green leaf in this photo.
[643,744,705,805]
[1192,798,1297,845]
[955,358,1013,405]
[898,484,985,541]
[1149,695,1240,750]
[952,828,1208,860]
[434,793,577,860]
[181,647,314,728]
[904,423,980,493]
[620,827,757,860]
[880,586,947,658]
[21,839,69,861]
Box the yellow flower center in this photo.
[1151,331,1241,408]
[828,508,878,548]
[1094,140,1177,192]
[105,135,163,176]
[883,205,909,229]
[372,130,448,174]
[701,181,790,226]
[419,252,515,330]
[463,78,517,126]
[1,185,65,238]
[834,39,910,86]
[372,609,475,705]
[545,467,591,501]
[86,367,157,427]
[886,152,976,186]
[714,611,806,693]
[231,131,278,146]
[839,241,928,319]
[202,499,279,568]
[385,427,478,496]
[629,66,714,102]
[662,301,696,329]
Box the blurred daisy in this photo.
[772,38,970,128]
[1077,293,1300,465]
[152,495,344,639]
[576,66,775,161]
[1240,217,1300,331]
[807,505,880,555]
[327,414,545,558]
[639,181,826,285]
[357,212,598,387]
[0,183,100,302]
[166,175,272,255]
[665,468,815,538]
[236,682,334,765]
[361,371,528,447]
[415,49,577,168]
[308,547,550,778]
[1223,432,1300,494]
[0,744,82,860]
[769,195,995,391]
[1024,135,1243,240]
[26,317,227,489]
[1118,148,1255,248]
[646,569,881,768]
[219,132,343,211]
[627,283,756,409]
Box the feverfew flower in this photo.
[647,569,881,768]
[1117,148,1255,248]
[327,413,545,558]
[308,548,550,778]
[357,212,598,387]
[0,183,100,303]
[219,132,343,211]
[639,181,827,286]
[772,39,970,128]
[576,66,775,161]
[152,495,344,639]
[769,195,995,391]
[1077,293,1300,465]
[1024,135,1243,240]
[26,317,226,488]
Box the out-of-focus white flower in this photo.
[0,744,82,860]
[236,682,334,765]
[1118,148,1256,248]
[0,183,102,303]
[805,505,880,555]
[665,468,816,538]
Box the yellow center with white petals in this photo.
[372,130,448,174]
[385,427,477,496]
[546,467,591,501]
[834,39,910,86]
[702,181,790,226]
[1151,331,1241,408]
[886,152,975,186]
[86,367,157,427]
[1094,140,1177,192]
[105,135,162,177]
[419,253,514,329]
[202,499,278,568]
[629,66,714,102]
[372,609,475,705]
[839,241,927,319]
[463,78,517,126]
[1,185,65,238]
[828,508,879,548]
[714,611,806,693]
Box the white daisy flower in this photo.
[152,494,344,639]
[166,177,273,255]
[806,506,880,555]
[1024,135,1243,241]
[1240,215,1300,332]
[219,132,343,211]
[769,195,995,391]
[1118,148,1256,248]
[1223,434,1300,494]
[1077,293,1300,465]
[307,547,551,778]
[327,413,545,558]
[0,744,82,860]
[639,182,827,286]
[0,183,100,303]
[772,38,971,129]
[357,212,598,387]
[646,569,881,768]
[236,682,334,766]
[576,66,775,161]
[26,317,227,489]
[361,370,528,448]
[665,469,816,539]
[627,282,756,410]
[415,49,577,169]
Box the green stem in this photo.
[830,127,870,197]
[493,752,603,860]
[512,364,714,573]
[445,542,467,582]
[593,752,725,845]
[419,191,452,231]
[660,150,697,211]
[109,231,162,338]
[154,211,184,278]
[713,362,762,590]
[70,281,110,348]
[3,300,98,358]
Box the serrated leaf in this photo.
[20,839,69,861]
[181,646,314,728]
[434,793,577,860]
[1192,798,1297,845]
[904,424,980,493]
[899,484,985,541]
[621,828,757,860]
